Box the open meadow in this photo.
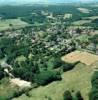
[13,51,98,100]
[13,62,93,100]
[0,19,29,31]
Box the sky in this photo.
[0,0,97,5]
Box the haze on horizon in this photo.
[0,0,97,5]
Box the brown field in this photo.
[77,8,91,13]
[62,50,98,66]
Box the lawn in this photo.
[13,62,93,100]
[0,19,29,31]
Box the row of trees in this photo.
[63,90,83,100]
[89,71,98,100]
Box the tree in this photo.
[47,57,62,69]
[90,34,98,53]
[76,28,82,34]
[75,91,83,100]
[0,67,4,80]
[89,71,98,100]
[9,23,13,27]
[34,71,61,85]
[62,62,75,72]
[63,90,72,100]
[91,71,98,89]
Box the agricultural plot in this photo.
[72,20,91,25]
[63,13,72,19]
[62,50,98,66]
[77,8,91,13]
[0,19,29,31]
[85,16,98,20]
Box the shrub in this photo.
[25,92,31,97]
[92,19,98,24]
[34,71,61,85]
[89,88,98,100]
[47,57,62,69]
[47,97,52,100]
[91,71,98,89]
[75,91,84,100]
[63,90,72,100]
[62,62,75,72]
[0,67,4,80]
[0,96,7,100]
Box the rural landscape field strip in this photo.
[62,51,98,66]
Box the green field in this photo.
[13,63,93,100]
[0,19,29,31]
[72,20,91,26]
[76,34,90,42]
[84,16,98,20]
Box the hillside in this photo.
[13,62,93,100]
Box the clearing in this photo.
[77,8,91,13]
[63,13,72,19]
[10,78,31,88]
[84,16,98,20]
[62,50,98,66]
[0,19,29,31]
[72,20,91,26]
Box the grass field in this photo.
[76,34,90,42]
[84,16,98,20]
[0,19,29,31]
[13,63,93,100]
[72,20,91,25]
[13,51,98,100]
